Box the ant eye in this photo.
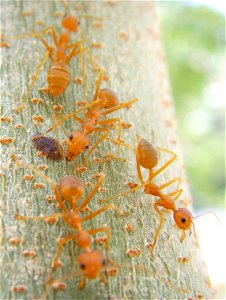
[102,259,106,266]
[181,217,186,223]
[69,135,73,141]
[80,263,86,270]
[85,146,89,149]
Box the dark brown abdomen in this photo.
[47,63,70,96]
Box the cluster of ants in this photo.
[2,7,214,296]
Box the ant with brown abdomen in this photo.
[13,156,124,289]
[33,69,138,164]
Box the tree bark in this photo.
[1,1,212,299]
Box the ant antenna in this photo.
[193,211,222,227]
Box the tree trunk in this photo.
[1,1,212,299]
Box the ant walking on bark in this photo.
[33,69,138,164]
[101,139,220,256]
[13,156,124,289]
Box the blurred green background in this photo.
[159,2,225,210]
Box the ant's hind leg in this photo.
[28,51,49,98]
[159,176,183,201]
[167,189,183,201]
[149,147,178,181]
[79,173,105,210]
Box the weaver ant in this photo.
[10,12,102,98]
[33,69,138,164]
[13,156,123,289]
[101,139,219,256]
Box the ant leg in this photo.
[97,117,123,158]
[101,98,139,115]
[33,32,55,59]
[52,113,70,138]
[33,100,101,138]
[88,226,111,260]
[135,149,144,184]
[149,147,178,181]
[79,276,86,289]
[167,189,183,201]
[148,202,166,257]
[180,230,186,243]
[66,41,83,64]
[159,177,181,191]
[15,212,64,222]
[83,131,110,165]
[52,234,78,269]
[41,25,58,47]
[28,51,49,98]
[79,173,105,210]
[94,69,103,101]
[12,156,67,212]
[99,182,144,204]
[159,177,183,200]
[81,204,124,223]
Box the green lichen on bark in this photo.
[1,1,212,299]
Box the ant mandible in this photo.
[13,156,123,289]
[33,69,138,164]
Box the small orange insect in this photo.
[10,13,101,98]
[103,139,220,255]
[14,157,122,289]
[33,69,138,163]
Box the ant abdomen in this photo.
[47,63,70,96]
[59,176,85,203]
[137,139,159,169]
[99,88,119,108]
[173,208,193,230]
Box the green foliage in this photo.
[160,3,225,208]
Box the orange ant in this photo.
[33,69,138,163]
[10,13,101,98]
[13,157,123,289]
[100,139,190,252]
[102,139,221,255]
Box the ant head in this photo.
[59,176,85,203]
[62,14,80,32]
[99,88,119,108]
[78,250,105,279]
[66,131,90,161]
[137,139,159,169]
[173,208,193,230]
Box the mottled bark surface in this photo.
[1,1,211,299]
